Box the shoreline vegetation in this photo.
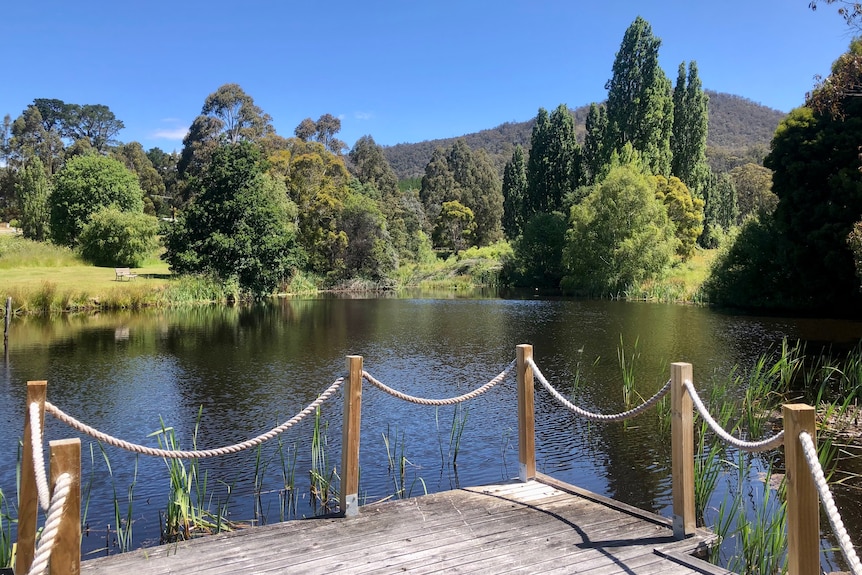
[0,234,715,316]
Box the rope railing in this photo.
[26,472,72,575]
[799,431,862,575]
[527,357,672,422]
[28,402,51,511]
[683,379,785,452]
[42,377,343,459]
[361,359,515,406]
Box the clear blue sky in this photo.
[1,1,854,151]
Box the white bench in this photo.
[115,268,138,281]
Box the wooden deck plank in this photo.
[79,478,732,575]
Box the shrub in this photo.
[79,207,160,267]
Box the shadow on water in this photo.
[1,294,861,558]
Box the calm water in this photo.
[1,295,861,562]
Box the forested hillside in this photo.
[383,91,785,180]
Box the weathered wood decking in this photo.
[79,474,732,575]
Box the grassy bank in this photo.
[0,234,719,315]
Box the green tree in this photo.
[708,40,862,311]
[340,186,397,280]
[604,17,673,176]
[15,157,52,241]
[50,154,143,246]
[165,142,301,297]
[65,104,125,152]
[654,175,704,259]
[178,84,274,181]
[671,62,710,195]
[728,163,777,222]
[113,142,167,215]
[509,211,568,288]
[583,103,609,185]
[525,104,581,215]
[9,105,64,175]
[79,207,160,267]
[562,165,675,294]
[419,139,503,247]
[502,144,527,239]
[294,114,346,154]
[701,171,738,247]
[434,200,475,254]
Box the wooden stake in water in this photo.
[4,297,10,351]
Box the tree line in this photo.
[2,13,858,313]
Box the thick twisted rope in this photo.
[528,358,671,422]
[28,402,51,510]
[799,431,862,575]
[26,472,72,575]
[43,378,343,459]
[684,380,785,452]
[362,359,515,406]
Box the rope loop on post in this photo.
[26,472,72,575]
[799,431,862,575]
[683,380,785,452]
[362,359,515,406]
[28,402,51,511]
[43,377,343,459]
[528,358,671,422]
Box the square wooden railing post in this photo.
[517,344,536,482]
[784,403,819,575]
[48,438,81,575]
[340,355,363,517]
[17,380,47,575]
[671,363,695,539]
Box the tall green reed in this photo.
[383,425,426,500]
[96,443,137,553]
[309,407,337,513]
[0,486,14,568]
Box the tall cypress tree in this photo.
[671,61,710,196]
[583,103,609,185]
[604,17,673,176]
[502,145,527,239]
[525,104,581,216]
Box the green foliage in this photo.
[671,61,710,194]
[79,207,160,267]
[16,156,52,240]
[502,145,528,239]
[50,154,144,246]
[582,103,609,185]
[654,175,704,259]
[165,142,302,298]
[701,171,738,247]
[420,139,503,247]
[604,17,673,176]
[728,163,776,223]
[339,187,397,281]
[434,200,476,254]
[710,42,862,312]
[525,104,582,215]
[562,165,675,294]
[506,211,567,288]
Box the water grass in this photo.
[382,425,427,499]
[309,407,338,513]
[0,486,14,568]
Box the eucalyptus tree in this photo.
[178,83,274,182]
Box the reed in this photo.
[150,411,234,542]
[0,486,13,568]
[382,425,426,499]
[309,407,337,513]
[96,443,138,553]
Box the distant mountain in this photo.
[383,91,786,181]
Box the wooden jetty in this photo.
[17,347,844,575]
[78,474,730,575]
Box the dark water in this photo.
[1,295,860,563]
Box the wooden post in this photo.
[49,438,81,575]
[4,297,10,351]
[671,363,695,539]
[340,355,363,517]
[517,344,536,482]
[784,404,819,575]
[17,380,47,575]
